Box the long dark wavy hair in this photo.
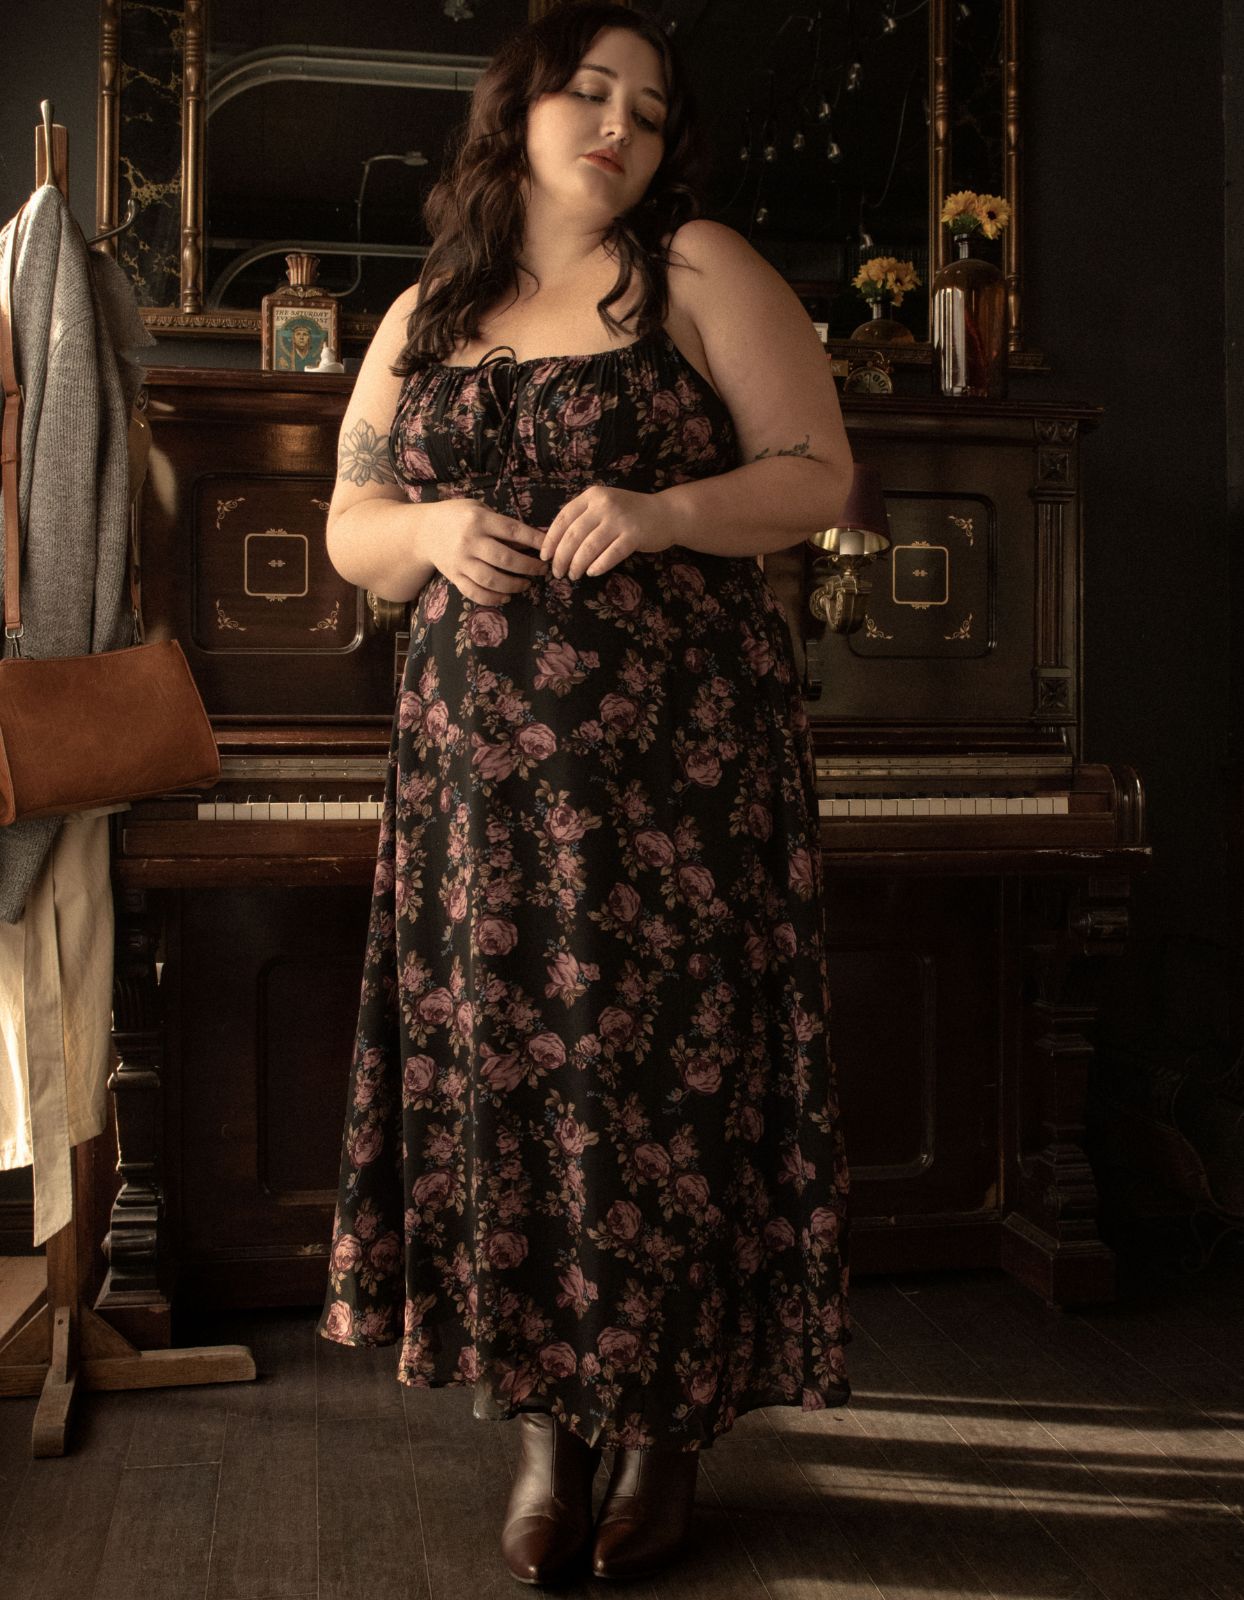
[393,1,709,375]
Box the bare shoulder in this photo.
[662,219,849,474]
[664,219,797,328]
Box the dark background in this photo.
[2,1,1241,1230]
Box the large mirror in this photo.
[97,0,1026,359]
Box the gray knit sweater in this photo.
[0,185,154,923]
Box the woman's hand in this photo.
[424,500,548,606]
[540,486,680,580]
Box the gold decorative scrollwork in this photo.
[947,513,974,546]
[310,600,341,633]
[943,613,973,640]
[216,496,245,528]
[863,615,894,641]
[215,599,245,631]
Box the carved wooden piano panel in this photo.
[102,371,1149,1347]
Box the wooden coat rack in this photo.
[0,103,255,1457]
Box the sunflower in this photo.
[941,191,980,229]
[975,193,1012,239]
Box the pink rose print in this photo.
[634,829,676,868]
[417,988,454,1026]
[403,1055,436,1096]
[348,1125,383,1167]
[764,1216,796,1252]
[556,1263,599,1315]
[534,641,580,692]
[323,1301,353,1340]
[475,917,518,955]
[516,722,557,760]
[424,580,448,621]
[651,389,680,425]
[484,1229,529,1270]
[682,1056,722,1095]
[424,701,450,741]
[607,882,642,922]
[563,392,603,429]
[603,573,644,614]
[600,693,639,731]
[546,803,587,842]
[539,1341,579,1378]
[368,1232,401,1276]
[633,1142,671,1180]
[465,608,508,647]
[598,1326,641,1368]
[412,1170,453,1209]
[606,1199,643,1241]
[684,748,723,787]
[674,1172,710,1211]
[480,1048,525,1092]
[556,1115,590,1155]
[597,1006,636,1045]
[676,864,715,903]
[331,1234,362,1274]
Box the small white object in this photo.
[306,342,345,373]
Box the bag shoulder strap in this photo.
[1,208,24,652]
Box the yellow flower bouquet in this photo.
[940,190,1011,240]
[852,254,922,309]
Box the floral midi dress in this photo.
[317,323,852,1451]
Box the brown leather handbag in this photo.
[0,203,219,827]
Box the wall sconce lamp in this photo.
[806,464,892,634]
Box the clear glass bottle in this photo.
[931,233,1007,398]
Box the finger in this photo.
[466,556,531,594]
[541,495,586,561]
[484,536,547,576]
[493,516,545,550]
[569,528,617,581]
[549,510,599,578]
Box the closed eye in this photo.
[571,90,662,134]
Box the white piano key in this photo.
[197,802,215,820]
[321,801,345,819]
[864,797,883,816]
[1036,795,1054,814]
[1021,796,1038,813]
[880,798,899,815]
[929,797,947,815]
[287,801,307,821]
[1052,795,1069,813]
[990,797,1008,814]
[361,801,384,819]
[944,797,965,814]
[248,801,270,821]
[268,802,288,821]
[913,797,931,815]
[895,798,914,815]
[341,801,362,820]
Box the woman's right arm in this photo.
[325,282,546,606]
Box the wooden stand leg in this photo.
[0,1157,255,1457]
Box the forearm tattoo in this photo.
[338,419,397,486]
[752,435,812,461]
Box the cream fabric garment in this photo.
[0,808,122,1246]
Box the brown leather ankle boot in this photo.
[500,1411,603,1584]
[591,1443,700,1580]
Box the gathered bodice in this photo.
[389,324,739,531]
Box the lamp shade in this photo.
[809,463,892,557]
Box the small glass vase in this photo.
[930,232,1007,398]
[850,298,915,344]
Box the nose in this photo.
[601,102,632,144]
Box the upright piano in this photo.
[100,370,1149,1347]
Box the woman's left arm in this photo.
[652,219,854,559]
[542,220,854,578]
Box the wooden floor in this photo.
[2,1252,1243,1600]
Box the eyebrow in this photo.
[577,61,668,109]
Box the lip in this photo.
[583,150,625,174]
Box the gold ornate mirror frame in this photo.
[97,0,1027,358]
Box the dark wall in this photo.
[1020,2,1233,1061]
[0,0,99,229]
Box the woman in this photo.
[317,1,854,1584]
